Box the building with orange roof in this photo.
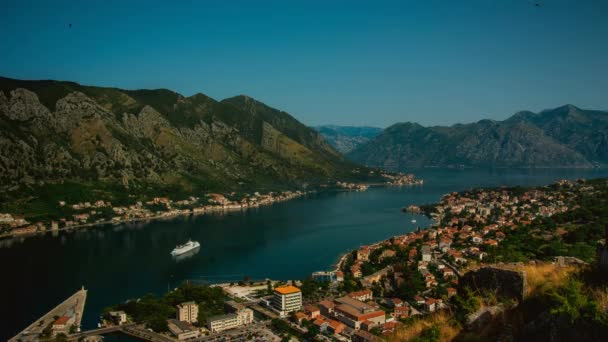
[272,285,302,317]
[327,319,346,335]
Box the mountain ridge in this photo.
[0,76,375,217]
[347,105,608,169]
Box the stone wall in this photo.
[458,266,527,302]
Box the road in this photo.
[195,322,280,342]
[67,325,129,340]
[122,325,176,342]
[441,259,462,278]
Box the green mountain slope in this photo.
[348,105,607,170]
[0,76,367,208]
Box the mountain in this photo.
[348,105,608,170]
[0,77,370,212]
[314,125,383,153]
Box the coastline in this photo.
[0,176,424,243]
[0,191,313,241]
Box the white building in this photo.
[421,245,432,262]
[109,311,127,325]
[176,301,198,324]
[272,285,302,317]
[207,307,253,332]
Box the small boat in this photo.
[170,240,200,256]
[411,219,417,223]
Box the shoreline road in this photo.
[10,287,87,342]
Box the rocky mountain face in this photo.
[0,77,363,202]
[348,105,608,170]
[314,125,382,153]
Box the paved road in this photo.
[122,325,176,342]
[9,288,87,342]
[68,324,130,340]
[196,322,280,342]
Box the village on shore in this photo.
[0,173,422,240]
[12,177,599,342]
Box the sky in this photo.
[1,0,607,127]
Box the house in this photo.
[442,268,455,280]
[421,245,432,262]
[313,317,329,332]
[52,316,71,336]
[327,319,346,335]
[348,289,373,302]
[384,298,403,308]
[414,295,425,305]
[318,300,335,316]
[408,248,418,262]
[351,265,363,278]
[484,239,498,247]
[393,305,409,319]
[439,238,452,251]
[357,246,371,261]
[425,298,437,312]
[382,321,401,334]
[447,287,457,298]
[294,312,308,324]
[380,249,396,260]
[304,304,320,319]
[360,320,377,331]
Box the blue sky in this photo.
[1,0,607,127]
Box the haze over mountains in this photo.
[0,77,370,205]
[313,126,382,154]
[343,105,608,170]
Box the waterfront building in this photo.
[311,271,337,283]
[167,319,200,340]
[207,307,253,332]
[52,316,70,336]
[176,301,198,323]
[272,285,302,317]
[108,311,127,325]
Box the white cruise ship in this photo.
[170,240,200,256]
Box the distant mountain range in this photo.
[345,105,608,169]
[0,77,374,207]
[313,125,382,153]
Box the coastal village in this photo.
[0,173,422,239]
[11,177,603,342]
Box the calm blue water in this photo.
[2,168,608,339]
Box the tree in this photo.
[304,323,320,340]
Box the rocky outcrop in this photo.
[459,266,527,302]
[0,76,359,201]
